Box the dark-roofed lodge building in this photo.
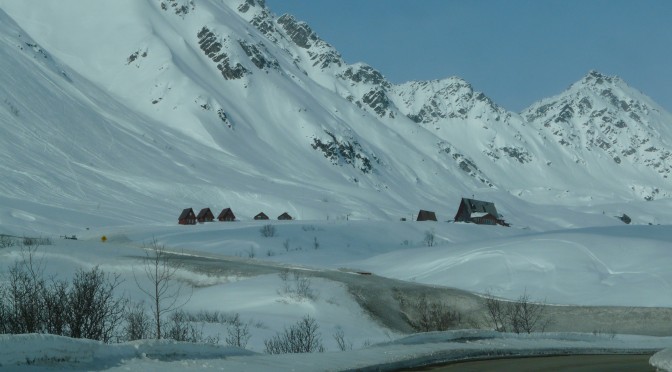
[454,198,508,226]
[416,210,437,221]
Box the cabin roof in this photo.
[460,198,501,219]
[197,208,213,219]
[179,208,194,219]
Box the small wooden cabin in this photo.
[178,208,196,225]
[254,212,269,220]
[218,208,236,221]
[278,212,293,220]
[197,208,215,223]
[416,210,437,221]
[453,198,507,226]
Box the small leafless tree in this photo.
[225,313,251,348]
[423,229,435,247]
[3,243,47,334]
[134,238,191,339]
[260,224,276,237]
[510,290,550,334]
[333,326,352,351]
[484,290,508,332]
[264,315,324,354]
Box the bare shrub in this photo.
[124,302,152,341]
[225,313,251,348]
[508,290,550,334]
[186,310,228,324]
[67,267,126,343]
[484,289,551,334]
[164,310,219,344]
[0,235,15,249]
[264,315,324,354]
[22,236,51,247]
[4,261,44,334]
[282,238,290,252]
[260,224,276,237]
[410,294,460,332]
[42,278,70,336]
[278,270,317,301]
[0,245,126,342]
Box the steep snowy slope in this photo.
[1,0,671,236]
[0,0,496,234]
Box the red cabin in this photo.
[178,208,196,225]
[218,208,236,221]
[197,208,215,223]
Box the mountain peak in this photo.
[579,70,622,88]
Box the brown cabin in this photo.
[218,208,236,221]
[416,210,437,221]
[278,212,293,220]
[197,208,215,223]
[178,208,196,225]
[254,212,269,220]
[454,197,508,226]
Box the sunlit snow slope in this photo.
[1,0,672,235]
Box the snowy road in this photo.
[162,250,672,336]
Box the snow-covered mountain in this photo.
[1,0,671,234]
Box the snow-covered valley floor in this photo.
[2,217,672,370]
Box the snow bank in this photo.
[0,334,254,369]
[1,331,670,371]
[651,348,672,371]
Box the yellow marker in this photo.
[101,235,107,243]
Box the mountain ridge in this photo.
[1,0,671,234]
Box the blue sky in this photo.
[265,0,672,113]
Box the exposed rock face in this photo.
[238,40,279,71]
[312,130,375,174]
[159,0,195,17]
[276,14,315,49]
[197,26,249,80]
[438,142,495,188]
[391,78,503,124]
[339,65,388,87]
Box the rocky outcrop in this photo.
[197,26,249,80]
[312,130,375,174]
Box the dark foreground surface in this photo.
[407,354,654,371]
